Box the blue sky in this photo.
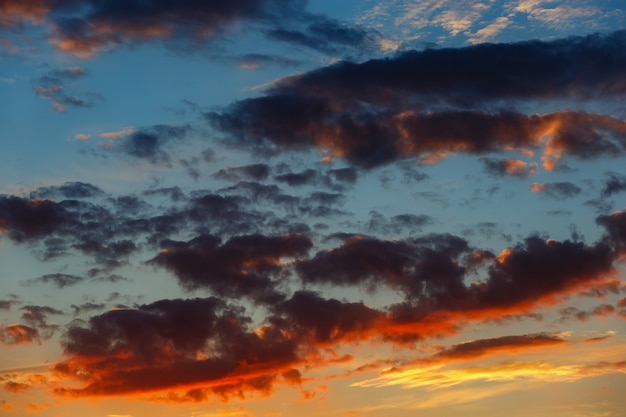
[1,1,626,416]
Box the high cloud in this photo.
[0,0,377,57]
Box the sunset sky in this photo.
[1,1,626,416]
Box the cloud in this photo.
[298,231,619,345]
[74,133,91,140]
[265,14,380,54]
[23,273,84,288]
[1,0,379,57]
[530,182,582,199]
[99,125,190,165]
[353,359,626,392]
[596,209,626,250]
[151,234,312,303]
[271,290,384,345]
[559,304,616,322]
[32,66,95,111]
[0,325,39,345]
[30,182,104,200]
[2,381,31,394]
[0,305,63,345]
[431,333,567,361]
[209,31,626,168]
[100,128,136,140]
[366,211,432,236]
[0,1,49,27]
[54,297,302,399]
[41,204,626,400]
[468,17,511,44]
[601,171,626,197]
[0,196,69,242]
[213,164,271,182]
[513,1,603,29]
[0,295,20,311]
[482,158,537,178]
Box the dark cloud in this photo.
[297,234,469,299]
[274,169,319,186]
[366,211,432,236]
[212,103,626,169]
[462,222,512,243]
[601,172,626,197]
[151,233,312,303]
[273,167,357,191]
[70,302,106,316]
[559,304,616,322]
[328,167,357,184]
[299,231,618,337]
[104,125,190,165]
[531,182,582,199]
[0,196,69,242]
[110,195,150,216]
[1,0,377,57]
[597,209,626,250]
[481,157,537,178]
[213,164,271,182]
[55,297,301,398]
[49,207,626,398]
[73,239,137,269]
[142,186,186,202]
[433,333,566,361]
[32,66,95,112]
[210,31,626,168]
[23,273,84,288]
[1,191,167,268]
[184,190,272,235]
[0,295,20,311]
[272,290,383,344]
[262,30,626,103]
[266,15,379,54]
[30,182,104,200]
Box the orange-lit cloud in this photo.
[0,1,50,26]
[100,128,136,140]
[0,324,39,345]
[353,359,626,391]
[74,133,91,141]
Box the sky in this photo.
[1,1,626,416]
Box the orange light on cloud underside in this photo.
[352,358,626,391]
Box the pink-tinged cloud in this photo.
[99,128,135,140]
[74,133,91,140]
